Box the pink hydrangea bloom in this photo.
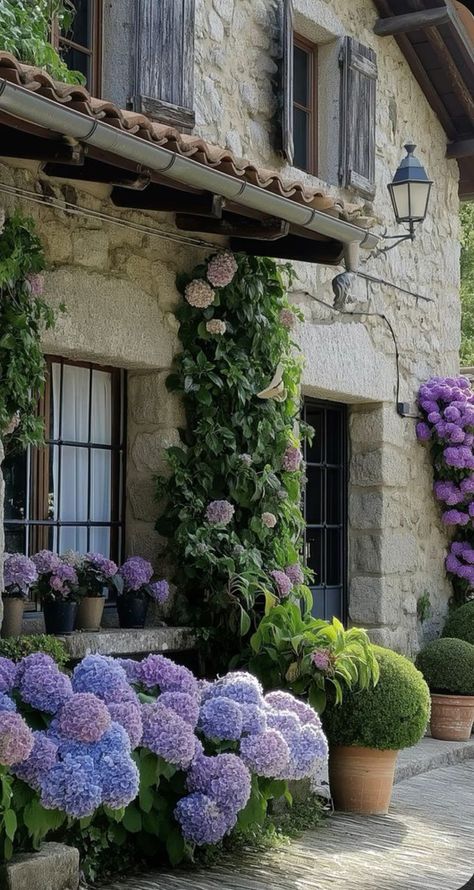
[206,251,238,288]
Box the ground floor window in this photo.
[302,398,348,622]
[4,357,126,570]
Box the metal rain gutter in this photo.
[0,79,379,269]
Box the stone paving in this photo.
[106,745,474,890]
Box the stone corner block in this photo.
[351,447,408,488]
[1,843,80,890]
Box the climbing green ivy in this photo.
[156,252,312,664]
[0,213,57,448]
[0,1,84,84]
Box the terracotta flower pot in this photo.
[76,597,105,632]
[1,598,25,638]
[430,693,474,741]
[329,745,398,815]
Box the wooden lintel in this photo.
[374,7,450,37]
[44,159,151,190]
[229,234,344,265]
[0,125,84,164]
[176,214,290,241]
[112,186,224,216]
[425,26,474,128]
[447,138,474,159]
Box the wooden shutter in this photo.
[339,37,377,197]
[135,0,195,129]
[279,0,294,164]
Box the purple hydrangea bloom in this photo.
[0,658,16,694]
[416,422,431,442]
[56,721,131,764]
[264,691,322,728]
[58,693,111,743]
[148,580,170,604]
[175,793,229,845]
[205,500,235,525]
[115,658,142,684]
[461,477,474,494]
[433,481,463,505]
[281,725,329,781]
[204,672,263,707]
[0,693,15,713]
[444,406,461,422]
[84,553,118,578]
[270,570,293,598]
[0,712,34,766]
[49,562,78,596]
[119,556,153,592]
[158,692,200,728]
[12,731,58,790]
[187,752,251,818]
[31,550,61,575]
[96,749,139,810]
[311,649,332,671]
[3,553,38,595]
[107,701,143,748]
[285,563,304,586]
[442,509,470,526]
[141,702,196,768]
[198,698,243,741]
[282,446,302,472]
[139,654,199,698]
[240,704,267,736]
[446,553,461,573]
[40,754,102,818]
[19,657,72,714]
[267,711,300,736]
[72,654,129,703]
[239,729,290,777]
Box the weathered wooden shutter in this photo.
[135,0,195,129]
[278,0,294,164]
[339,37,377,197]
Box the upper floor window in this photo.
[4,357,125,565]
[293,35,318,175]
[53,0,103,94]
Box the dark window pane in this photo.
[305,406,323,464]
[61,46,91,82]
[5,526,26,555]
[305,466,322,524]
[65,0,92,47]
[294,107,309,171]
[3,450,27,521]
[325,587,344,621]
[306,527,323,578]
[326,409,343,464]
[294,45,309,106]
[311,587,326,620]
[326,528,342,585]
[326,467,342,525]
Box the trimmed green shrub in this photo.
[442,601,474,645]
[415,637,474,695]
[0,634,69,668]
[322,646,430,751]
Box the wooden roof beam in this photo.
[0,124,84,164]
[447,138,474,159]
[374,7,450,37]
[229,234,344,265]
[176,214,289,240]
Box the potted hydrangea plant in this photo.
[31,550,79,635]
[113,556,169,628]
[415,637,474,741]
[2,553,38,637]
[75,552,118,631]
[322,646,430,815]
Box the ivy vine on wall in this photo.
[0,213,56,448]
[156,251,313,663]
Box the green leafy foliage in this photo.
[0,214,57,448]
[416,592,432,624]
[322,646,430,751]
[248,602,379,712]
[442,599,474,645]
[0,1,84,84]
[415,636,474,695]
[460,203,474,366]
[0,634,69,668]
[156,253,312,665]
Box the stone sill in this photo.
[0,843,79,890]
[57,626,197,660]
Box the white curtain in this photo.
[51,364,112,556]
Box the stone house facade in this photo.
[0,0,472,654]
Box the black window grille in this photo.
[302,398,348,622]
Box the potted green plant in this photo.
[442,600,474,644]
[415,637,474,741]
[31,550,79,635]
[322,646,430,815]
[1,553,38,637]
[113,556,170,628]
[75,552,118,631]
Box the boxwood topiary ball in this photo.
[322,646,430,751]
[415,637,474,696]
[442,601,474,645]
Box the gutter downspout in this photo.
[0,80,379,270]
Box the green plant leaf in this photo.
[3,808,17,842]
[166,826,186,865]
[122,805,142,834]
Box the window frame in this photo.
[4,356,126,571]
[293,34,318,176]
[52,0,103,95]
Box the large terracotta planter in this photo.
[329,746,398,815]
[430,693,474,741]
[76,597,105,632]
[1,598,25,638]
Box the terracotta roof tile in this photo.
[0,51,355,216]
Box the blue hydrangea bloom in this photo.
[141,703,196,769]
[53,721,131,764]
[0,692,16,713]
[240,729,290,778]
[13,731,58,790]
[174,793,229,845]
[266,710,301,737]
[72,655,129,703]
[0,658,16,694]
[107,701,142,748]
[204,672,263,707]
[282,726,329,781]
[187,753,251,818]
[115,658,142,684]
[39,754,102,818]
[96,749,139,810]
[265,691,321,728]
[198,698,243,741]
[18,658,72,715]
[241,704,267,736]
[139,655,198,698]
[158,692,200,728]
[58,693,111,743]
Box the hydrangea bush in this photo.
[0,652,328,865]
[417,375,474,603]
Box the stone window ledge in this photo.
[56,627,196,660]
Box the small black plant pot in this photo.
[44,601,78,635]
[117,597,148,629]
